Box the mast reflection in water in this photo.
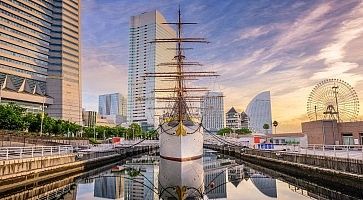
[72,151,283,200]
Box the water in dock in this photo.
[1,149,361,200]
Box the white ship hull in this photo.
[158,122,204,199]
[159,122,203,160]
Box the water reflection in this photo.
[4,150,360,199]
[74,151,280,200]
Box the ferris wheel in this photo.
[307,79,359,122]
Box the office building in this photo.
[82,109,96,127]
[226,107,241,129]
[245,91,272,134]
[98,93,126,124]
[127,10,176,130]
[0,0,82,123]
[124,156,159,200]
[94,176,124,199]
[201,92,224,133]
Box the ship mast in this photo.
[147,7,218,123]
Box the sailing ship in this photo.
[145,8,219,199]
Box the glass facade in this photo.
[245,91,272,134]
[0,0,82,124]
[99,93,127,117]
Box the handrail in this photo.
[0,145,73,160]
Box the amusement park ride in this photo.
[307,79,359,122]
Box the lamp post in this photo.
[93,125,96,140]
[132,127,135,140]
[0,83,2,104]
[40,97,45,136]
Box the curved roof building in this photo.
[250,174,277,198]
[245,91,272,134]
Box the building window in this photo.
[342,133,353,145]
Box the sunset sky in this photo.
[81,0,363,132]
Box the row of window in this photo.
[51,30,78,41]
[63,77,79,83]
[0,64,46,78]
[0,9,51,34]
[0,2,51,27]
[62,1,78,15]
[0,40,48,59]
[62,11,78,24]
[0,56,47,74]
[0,48,48,66]
[20,0,53,15]
[28,0,54,10]
[0,18,50,41]
[9,0,52,21]
[51,43,78,53]
[63,70,79,77]
[0,32,49,52]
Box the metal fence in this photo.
[264,144,363,160]
[0,145,73,160]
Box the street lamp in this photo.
[40,97,45,136]
[0,83,3,104]
[132,127,135,140]
[93,125,96,140]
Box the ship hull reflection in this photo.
[159,157,204,200]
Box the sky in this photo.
[81,0,363,132]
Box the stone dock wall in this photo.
[204,144,363,197]
[0,145,158,195]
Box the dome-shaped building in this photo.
[245,91,272,134]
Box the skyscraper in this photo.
[127,10,176,129]
[0,0,82,123]
[201,91,224,133]
[98,93,126,116]
[98,93,127,124]
[245,91,272,134]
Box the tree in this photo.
[24,113,40,132]
[128,123,142,140]
[263,123,270,134]
[0,103,27,131]
[235,128,252,135]
[272,120,278,134]
[217,127,232,136]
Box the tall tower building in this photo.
[0,0,82,124]
[127,10,176,130]
[201,92,224,133]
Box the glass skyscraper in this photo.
[0,0,82,123]
[127,10,176,129]
[98,93,126,116]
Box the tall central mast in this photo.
[146,7,219,124]
[176,8,184,121]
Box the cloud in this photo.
[256,61,281,75]
[313,2,363,85]
[234,26,271,41]
[81,0,363,132]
